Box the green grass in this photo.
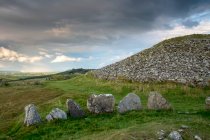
[0,74,210,139]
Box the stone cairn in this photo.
[94,37,210,87]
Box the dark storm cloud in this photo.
[0,0,209,45]
[0,40,13,47]
[182,19,200,28]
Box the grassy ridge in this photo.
[0,74,210,139]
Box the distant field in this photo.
[0,71,56,81]
[0,73,210,139]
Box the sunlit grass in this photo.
[0,74,210,139]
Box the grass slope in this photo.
[0,74,210,140]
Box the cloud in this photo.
[39,51,52,58]
[87,56,94,60]
[0,63,4,68]
[0,0,209,46]
[0,47,43,63]
[51,55,81,63]
[20,65,53,72]
[182,19,199,28]
[0,1,210,71]
[147,20,210,40]
[0,1,209,55]
[110,52,134,62]
[45,24,72,37]
[98,52,134,68]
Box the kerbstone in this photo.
[118,93,142,113]
[147,92,171,110]
[24,104,41,126]
[87,94,115,113]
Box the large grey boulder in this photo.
[46,108,67,121]
[168,131,182,140]
[24,104,41,126]
[118,93,142,113]
[147,91,171,110]
[66,99,85,118]
[205,97,210,110]
[87,94,115,113]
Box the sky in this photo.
[0,0,210,72]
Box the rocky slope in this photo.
[94,34,210,86]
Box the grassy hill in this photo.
[0,73,210,139]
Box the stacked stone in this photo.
[94,36,210,86]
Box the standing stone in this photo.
[205,97,210,110]
[147,91,171,110]
[66,99,85,118]
[46,108,67,121]
[87,94,115,113]
[118,93,142,113]
[168,131,182,140]
[24,104,41,126]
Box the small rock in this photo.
[24,104,41,126]
[178,79,187,84]
[118,93,142,113]
[205,97,210,110]
[147,91,171,110]
[194,135,202,140]
[66,99,85,118]
[157,130,166,140]
[168,131,182,140]
[46,114,53,121]
[87,94,115,113]
[46,108,67,121]
[180,125,189,129]
[178,129,184,133]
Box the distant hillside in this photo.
[57,68,91,75]
[94,34,210,86]
[0,68,92,86]
[0,71,55,81]
[12,68,91,81]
